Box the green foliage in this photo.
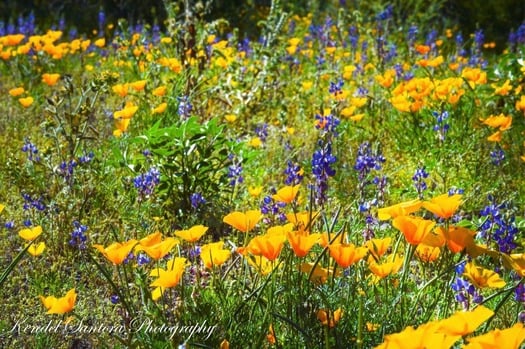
[134,116,237,233]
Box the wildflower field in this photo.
[1,1,525,348]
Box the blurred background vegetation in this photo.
[1,0,524,48]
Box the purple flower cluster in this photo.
[22,193,46,212]
[479,197,518,254]
[315,113,340,136]
[0,12,36,36]
[284,160,303,186]
[227,161,243,187]
[254,123,269,142]
[490,145,505,166]
[451,261,483,310]
[177,96,193,119]
[133,167,160,200]
[354,141,385,183]
[190,192,206,209]
[412,166,429,199]
[21,138,40,162]
[261,191,286,224]
[58,159,78,183]
[432,110,450,142]
[311,141,337,206]
[69,221,88,250]
[328,79,344,96]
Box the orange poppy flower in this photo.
[422,194,462,219]
[432,226,476,254]
[392,216,436,245]
[299,262,341,284]
[152,102,167,114]
[247,233,286,261]
[463,262,506,289]
[463,323,525,349]
[129,79,147,92]
[328,243,367,268]
[377,199,422,220]
[317,308,342,328]
[286,231,321,257]
[42,73,60,86]
[113,118,130,137]
[368,254,403,280]
[138,231,162,247]
[149,257,187,289]
[9,87,25,96]
[113,103,138,119]
[200,242,231,269]
[365,237,392,259]
[40,288,77,314]
[376,321,458,349]
[112,83,129,97]
[19,226,43,241]
[415,244,440,263]
[223,210,262,233]
[18,96,34,107]
[93,239,138,265]
[175,225,208,242]
[152,85,167,96]
[136,237,178,260]
[272,185,300,204]
[437,305,494,336]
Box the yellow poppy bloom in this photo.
[200,242,231,269]
[42,73,60,86]
[19,226,43,241]
[422,193,462,219]
[152,85,167,96]
[18,96,34,107]
[130,80,147,92]
[40,288,77,314]
[392,216,436,245]
[223,210,262,233]
[9,87,25,96]
[437,305,494,336]
[152,102,167,114]
[93,239,138,265]
[328,243,367,268]
[136,237,178,260]
[247,233,286,261]
[377,199,422,220]
[272,185,300,204]
[175,225,208,242]
[317,308,342,328]
[149,257,187,289]
[463,323,525,349]
[248,186,263,198]
[113,103,138,119]
[286,231,320,258]
[28,242,46,256]
[365,237,392,259]
[463,262,506,289]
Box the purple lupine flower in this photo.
[190,192,206,209]
[134,167,161,200]
[413,167,429,199]
[69,221,88,250]
[177,96,193,119]
[284,161,303,186]
[432,110,450,142]
[490,146,505,166]
[21,138,40,162]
